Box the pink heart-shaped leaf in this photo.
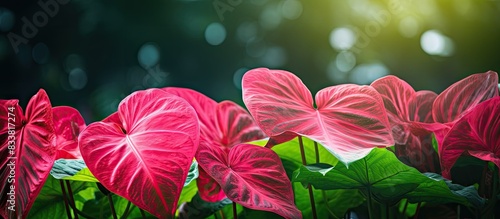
[440,96,500,179]
[197,143,302,219]
[196,100,267,201]
[164,87,266,202]
[243,68,394,164]
[371,76,440,172]
[162,87,218,137]
[433,71,498,124]
[371,76,437,144]
[1,89,55,219]
[213,101,267,153]
[52,106,86,159]
[431,71,498,148]
[79,88,200,218]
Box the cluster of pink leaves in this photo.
[370,71,499,177]
[243,68,498,178]
[0,87,301,219]
[0,90,86,219]
[1,68,499,219]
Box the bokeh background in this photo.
[1,0,499,122]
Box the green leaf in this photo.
[81,191,112,218]
[50,158,98,182]
[269,137,361,218]
[294,184,364,218]
[177,179,198,207]
[82,191,156,219]
[113,194,156,219]
[27,175,96,218]
[293,148,476,206]
[423,173,485,207]
[271,137,338,179]
[184,160,199,187]
[247,138,268,147]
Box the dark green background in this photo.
[1,0,499,122]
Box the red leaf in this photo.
[433,71,498,124]
[429,71,499,149]
[196,168,227,202]
[197,143,302,219]
[164,88,267,201]
[52,106,86,159]
[1,89,55,219]
[243,68,394,164]
[163,87,218,137]
[440,97,500,179]
[79,89,199,218]
[198,100,268,201]
[213,101,267,152]
[371,76,441,172]
[371,75,437,144]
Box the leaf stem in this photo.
[60,180,96,219]
[232,202,238,219]
[220,209,225,219]
[314,141,320,163]
[298,136,318,219]
[59,180,73,219]
[65,180,79,219]
[108,193,118,219]
[120,201,132,219]
[298,136,307,165]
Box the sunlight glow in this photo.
[329,27,356,51]
[420,30,454,56]
[399,17,420,38]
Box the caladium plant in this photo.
[371,75,437,145]
[163,87,267,202]
[52,106,86,159]
[440,96,500,179]
[0,89,56,219]
[196,143,302,219]
[431,71,498,148]
[242,68,394,165]
[371,76,440,172]
[78,88,200,219]
[3,69,500,219]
